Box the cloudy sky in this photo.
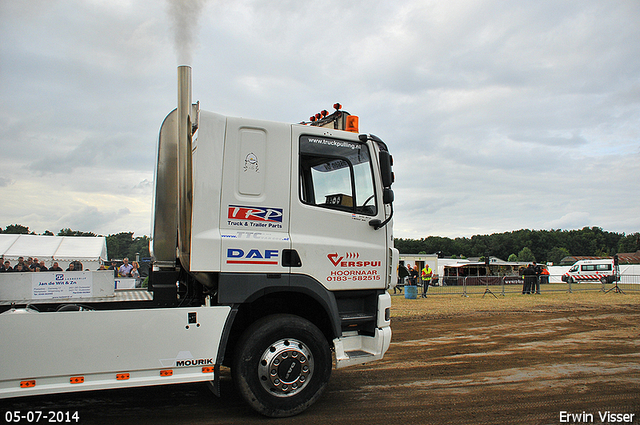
[1,0,639,239]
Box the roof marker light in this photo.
[346,115,359,133]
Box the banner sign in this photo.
[31,272,94,299]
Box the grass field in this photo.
[389,287,640,319]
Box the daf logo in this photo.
[227,248,279,265]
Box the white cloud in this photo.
[1,0,639,239]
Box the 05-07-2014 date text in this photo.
[4,411,79,424]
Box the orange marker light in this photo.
[202,367,214,373]
[346,115,359,133]
[70,376,84,384]
[116,373,130,381]
[20,380,36,388]
[160,370,173,377]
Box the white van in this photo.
[561,259,617,283]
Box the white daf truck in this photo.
[0,66,396,417]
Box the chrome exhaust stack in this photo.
[176,65,196,270]
[151,66,198,271]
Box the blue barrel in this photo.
[404,285,417,299]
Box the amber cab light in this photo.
[346,115,359,133]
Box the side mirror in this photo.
[379,151,394,188]
[383,188,394,204]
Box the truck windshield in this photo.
[299,135,376,215]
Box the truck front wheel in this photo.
[232,314,332,417]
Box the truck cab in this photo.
[148,66,396,415]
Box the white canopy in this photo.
[0,234,108,269]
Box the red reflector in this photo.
[202,367,214,374]
[20,380,36,388]
[116,373,130,381]
[70,376,84,384]
[160,370,173,377]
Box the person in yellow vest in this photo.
[421,264,433,298]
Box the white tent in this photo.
[0,234,108,271]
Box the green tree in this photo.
[517,247,536,262]
[547,247,571,265]
[58,228,97,237]
[106,232,150,260]
[618,233,640,253]
[3,224,31,234]
[508,254,518,262]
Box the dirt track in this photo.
[2,295,639,424]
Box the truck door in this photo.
[289,127,389,290]
[218,119,292,275]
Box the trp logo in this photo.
[228,205,283,223]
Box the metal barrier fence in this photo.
[394,274,640,297]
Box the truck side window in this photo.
[299,135,377,216]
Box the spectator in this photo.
[131,261,140,279]
[532,262,542,294]
[522,263,536,294]
[49,262,63,271]
[421,263,433,298]
[108,260,119,278]
[540,266,550,286]
[119,258,133,277]
[30,257,40,271]
[1,260,10,272]
[409,265,419,286]
[66,262,75,271]
[395,263,409,294]
[18,257,31,272]
[38,260,48,272]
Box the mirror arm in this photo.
[369,203,394,230]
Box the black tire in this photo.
[232,314,332,417]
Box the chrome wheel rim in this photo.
[258,338,313,397]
